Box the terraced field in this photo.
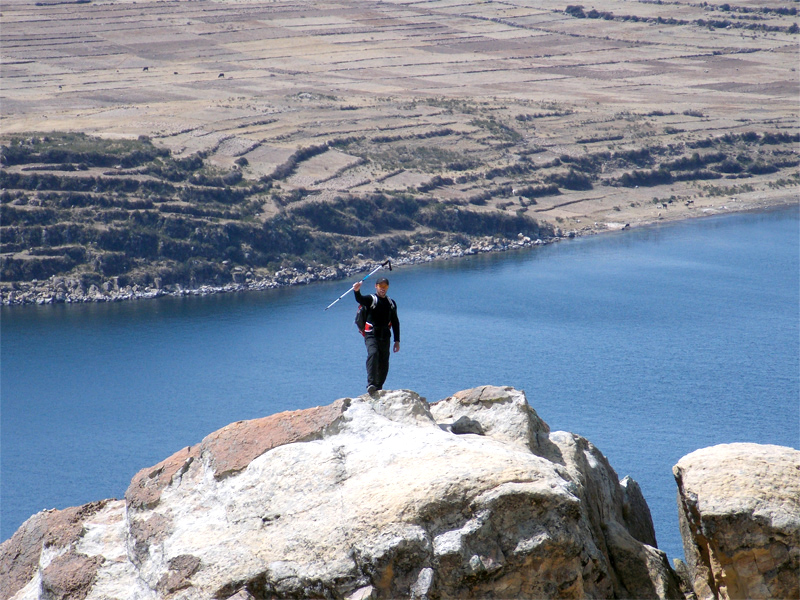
[1,0,798,300]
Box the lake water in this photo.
[2,206,798,563]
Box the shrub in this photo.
[715,159,744,174]
[747,162,778,175]
[612,148,654,168]
[417,176,454,192]
[269,144,329,181]
[673,170,721,182]
[468,191,491,206]
[222,170,243,186]
[548,170,593,191]
[96,252,131,276]
[618,168,673,187]
[421,206,553,238]
[469,118,522,142]
[513,184,560,198]
[565,5,586,17]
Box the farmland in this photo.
[1,0,797,300]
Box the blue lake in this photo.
[2,205,799,563]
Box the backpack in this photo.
[355,294,396,336]
[355,303,369,336]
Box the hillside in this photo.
[1,0,798,303]
[0,130,556,300]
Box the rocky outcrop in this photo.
[3,386,681,599]
[673,443,800,600]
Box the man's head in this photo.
[375,277,389,297]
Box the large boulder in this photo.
[673,443,800,600]
[2,386,681,599]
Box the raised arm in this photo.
[353,281,373,307]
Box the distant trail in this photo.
[534,196,606,212]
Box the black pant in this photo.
[365,330,391,389]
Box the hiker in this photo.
[353,277,399,394]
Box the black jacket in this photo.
[355,290,400,341]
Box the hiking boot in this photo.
[367,385,378,395]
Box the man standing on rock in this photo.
[353,277,399,394]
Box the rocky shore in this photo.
[3,195,796,308]
[0,234,550,306]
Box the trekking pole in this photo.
[324,259,392,310]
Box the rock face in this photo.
[2,386,682,599]
[673,443,800,600]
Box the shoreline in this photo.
[2,197,797,307]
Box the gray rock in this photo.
[621,475,658,547]
[450,415,484,435]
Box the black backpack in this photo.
[355,294,396,336]
[355,303,370,336]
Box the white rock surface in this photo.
[2,386,681,599]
